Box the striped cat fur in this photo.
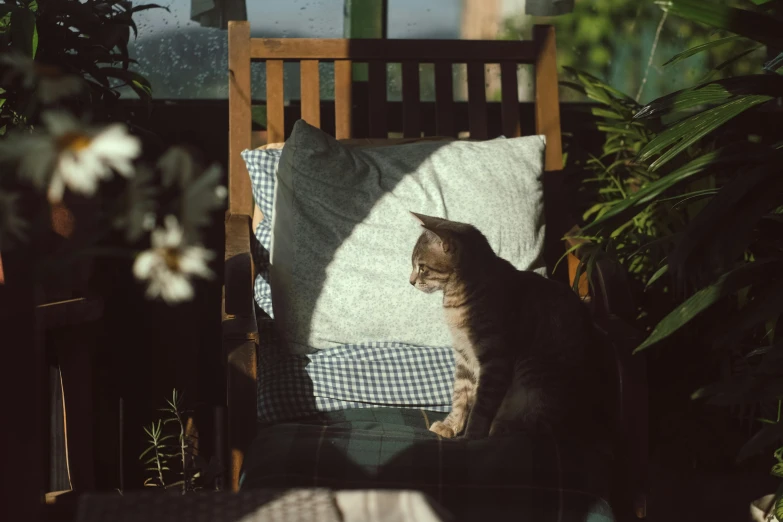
[409,212,603,440]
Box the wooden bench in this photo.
[224,21,648,519]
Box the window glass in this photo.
[127,0,343,99]
[127,0,765,103]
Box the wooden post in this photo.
[533,25,563,172]
[228,21,254,217]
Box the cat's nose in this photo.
[409,276,416,286]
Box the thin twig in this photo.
[636,10,669,102]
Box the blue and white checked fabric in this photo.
[257,318,455,422]
[242,147,456,422]
[241,148,281,318]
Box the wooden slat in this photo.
[265,59,285,144]
[299,60,321,128]
[250,38,537,62]
[401,61,420,138]
[500,62,521,138]
[434,62,454,137]
[534,25,563,171]
[466,62,488,140]
[368,61,387,139]
[334,60,353,139]
[227,21,253,216]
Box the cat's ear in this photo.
[409,211,452,253]
[409,211,430,226]
[409,211,447,229]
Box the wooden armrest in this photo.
[222,212,259,492]
[223,212,258,337]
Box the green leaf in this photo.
[100,67,153,99]
[776,488,783,520]
[180,163,224,241]
[639,95,772,171]
[591,107,624,120]
[662,35,743,67]
[666,156,783,283]
[10,7,37,58]
[251,105,267,128]
[646,264,669,289]
[139,446,156,460]
[765,52,783,74]
[634,259,783,353]
[582,149,747,235]
[158,146,197,188]
[711,45,763,73]
[635,75,783,121]
[656,0,783,49]
[716,280,783,345]
[559,80,586,96]
[746,341,783,358]
[130,3,168,15]
[563,66,637,105]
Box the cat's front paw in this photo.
[429,421,456,438]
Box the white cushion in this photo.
[270,120,547,353]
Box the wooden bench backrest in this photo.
[227,21,563,218]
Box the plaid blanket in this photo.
[242,408,615,522]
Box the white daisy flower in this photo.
[0,52,84,103]
[0,111,142,203]
[132,215,214,304]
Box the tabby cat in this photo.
[409,212,603,440]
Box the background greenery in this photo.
[559,0,783,494]
[502,0,768,103]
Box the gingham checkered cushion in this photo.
[241,148,280,318]
[256,314,455,422]
[242,150,457,422]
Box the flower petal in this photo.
[90,124,141,163]
[160,273,194,304]
[158,216,183,248]
[133,251,162,280]
[179,247,214,279]
[47,174,66,204]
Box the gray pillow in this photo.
[270,120,547,354]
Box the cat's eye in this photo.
[418,264,426,273]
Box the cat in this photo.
[409,211,604,440]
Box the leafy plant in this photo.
[140,389,220,492]
[0,0,164,134]
[559,67,717,329]
[579,0,783,496]
[141,390,196,491]
[140,418,173,488]
[502,0,768,102]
